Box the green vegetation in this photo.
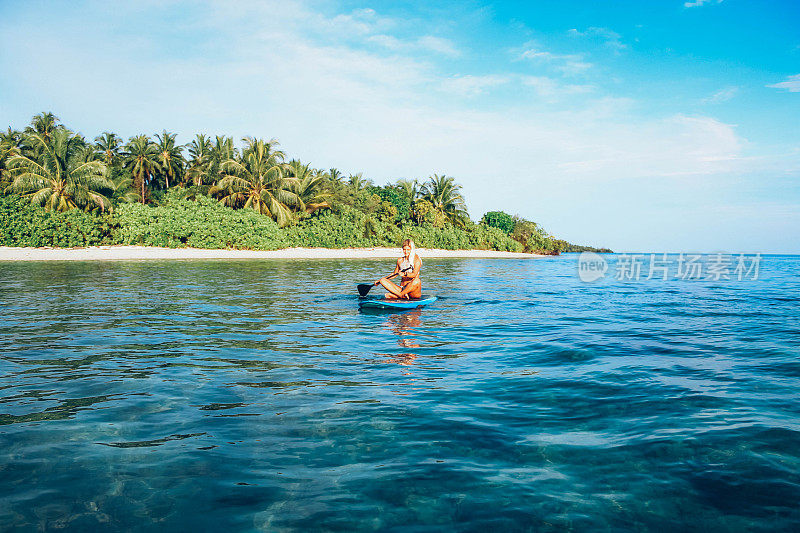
[481,211,515,234]
[8,128,114,212]
[210,137,299,226]
[114,192,288,249]
[0,195,115,247]
[0,112,611,254]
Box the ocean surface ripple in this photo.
[1,255,798,531]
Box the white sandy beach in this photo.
[0,246,544,262]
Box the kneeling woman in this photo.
[374,239,422,299]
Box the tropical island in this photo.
[0,113,611,255]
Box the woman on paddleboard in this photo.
[374,239,422,299]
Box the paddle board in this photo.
[359,295,437,310]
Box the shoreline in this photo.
[0,246,545,262]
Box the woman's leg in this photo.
[399,277,422,299]
[378,278,403,299]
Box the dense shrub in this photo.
[286,206,401,248]
[286,206,521,251]
[1,192,542,253]
[471,224,524,252]
[0,172,13,193]
[481,211,515,234]
[510,217,553,252]
[331,188,382,215]
[0,195,116,247]
[402,222,522,251]
[376,201,398,222]
[113,192,288,249]
[371,186,411,220]
[411,199,447,227]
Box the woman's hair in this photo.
[402,238,417,264]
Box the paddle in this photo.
[357,283,374,297]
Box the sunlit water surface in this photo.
[1,255,798,531]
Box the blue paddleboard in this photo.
[359,295,437,310]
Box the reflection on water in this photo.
[359,306,423,366]
[1,257,799,531]
[385,308,422,365]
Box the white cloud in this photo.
[367,34,403,50]
[703,86,739,103]
[767,74,800,92]
[329,8,390,35]
[440,75,510,97]
[552,115,743,178]
[0,1,754,174]
[1,0,752,188]
[684,0,724,7]
[368,34,460,57]
[521,76,594,97]
[416,36,460,57]
[439,74,594,99]
[518,46,593,75]
[568,27,626,52]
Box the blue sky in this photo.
[1,0,798,252]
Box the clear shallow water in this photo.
[1,255,798,531]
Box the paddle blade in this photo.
[357,283,373,297]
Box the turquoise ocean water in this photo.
[1,254,798,531]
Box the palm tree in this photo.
[420,174,469,227]
[210,137,300,226]
[22,112,62,162]
[211,136,235,178]
[93,132,137,204]
[1,127,21,146]
[1,128,22,192]
[185,134,211,186]
[124,135,161,203]
[213,136,236,158]
[348,172,372,191]
[396,178,419,203]
[109,172,141,204]
[154,130,184,189]
[8,128,114,212]
[329,168,344,184]
[94,132,123,166]
[77,143,99,164]
[24,112,60,142]
[287,160,331,213]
